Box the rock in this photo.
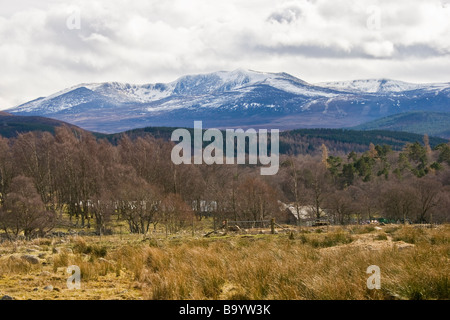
[21,254,40,264]
[8,255,19,261]
[228,225,241,232]
[38,253,46,259]
[43,285,53,291]
[52,247,61,254]
[374,226,382,230]
[1,295,14,300]
[98,258,115,264]
[397,242,415,251]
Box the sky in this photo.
[1,0,450,110]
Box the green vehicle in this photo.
[377,218,390,224]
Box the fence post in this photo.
[271,218,275,234]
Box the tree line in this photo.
[0,127,449,239]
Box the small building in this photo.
[278,202,327,226]
[192,200,217,217]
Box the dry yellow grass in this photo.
[0,224,448,300]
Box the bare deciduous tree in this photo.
[0,176,55,239]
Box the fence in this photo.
[222,218,283,234]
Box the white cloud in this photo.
[363,40,395,58]
[0,0,449,109]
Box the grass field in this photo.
[0,224,448,300]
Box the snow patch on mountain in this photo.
[7,69,450,134]
[316,79,450,94]
[11,69,338,114]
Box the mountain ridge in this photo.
[6,69,450,133]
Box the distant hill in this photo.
[0,114,82,138]
[1,113,446,155]
[279,128,447,154]
[351,111,450,139]
[103,126,448,155]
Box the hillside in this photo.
[1,112,447,154]
[0,114,82,138]
[103,126,448,155]
[351,111,450,139]
[280,128,447,154]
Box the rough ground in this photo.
[0,224,447,300]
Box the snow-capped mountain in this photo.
[7,69,450,133]
[317,79,450,94]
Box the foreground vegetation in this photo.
[0,224,448,300]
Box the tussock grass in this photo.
[392,226,425,244]
[391,225,450,245]
[0,256,41,275]
[351,225,376,234]
[0,225,448,300]
[298,229,353,248]
[375,233,388,241]
[72,237,108,258]
[31,238,53,247]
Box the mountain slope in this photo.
[351,111,450,139]
[7,69,450,133]
[317,79,450,94]
[103,126,448,155]
[0,114,83,138]
[1,113,446,155]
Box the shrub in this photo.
[73,238,108,258]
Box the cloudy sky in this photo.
[1,0,450,109]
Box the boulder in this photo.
[98,258,115,265]
[52,247,61,254]
[21,254,40,264]
[396,242,415,251]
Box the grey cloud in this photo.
[267,6,303,24]
[395,44,450,57]
[250,43,374,59]
[248,42,449,60]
